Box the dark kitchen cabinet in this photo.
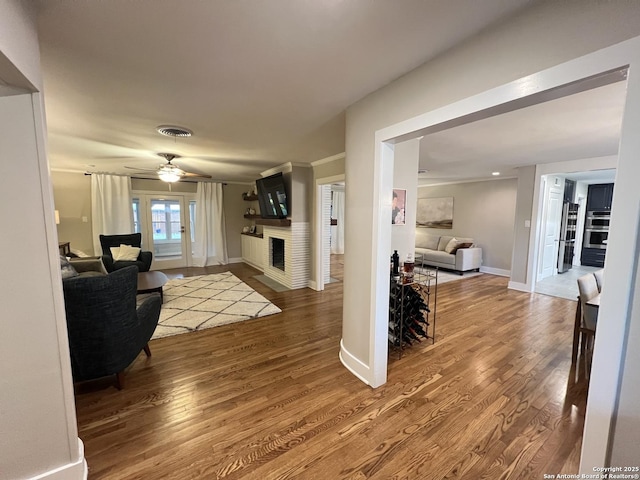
[582,247,606,268]
[586,183,614,211]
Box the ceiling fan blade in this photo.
[124,165,158,172]
[182,171,212,179]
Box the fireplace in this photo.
[262,224,309,290]
[271,237,285,271]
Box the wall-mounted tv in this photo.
[256,172,289,219]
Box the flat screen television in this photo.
[256,172,289,219]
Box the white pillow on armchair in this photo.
[110,244,141,261]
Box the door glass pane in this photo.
[189,201,196,243]
[132,198,141,233]
[151,199,182,258]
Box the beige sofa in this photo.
[415,231,482,274]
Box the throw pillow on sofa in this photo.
[450,242,474,254]
[60,255,79,279]
[445,238,476,254]
[444,238,460,254]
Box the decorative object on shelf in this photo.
[392,189,406,225]
[391,250,400,281]
[242,226,250,233]
[417,197,454,229]
[249,225,256,234]
[249,208,256,215]
[402,253,414,284]
[243,192,259,201]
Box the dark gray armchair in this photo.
[62,266,161,389]
[99,233,153,272]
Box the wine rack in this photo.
[389,260,437,359]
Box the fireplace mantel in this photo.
[255,218,291,227]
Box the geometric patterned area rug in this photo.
[152,272,282,340]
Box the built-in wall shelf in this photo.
[242,193,259,201]
[255,218,291,227]
[243,214,261,220]
[241,232,264,239]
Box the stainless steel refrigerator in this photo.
[557,202,579,273]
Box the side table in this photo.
[137,271,168,302]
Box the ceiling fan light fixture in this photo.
[156,125,193,137]
[158,164,184,183]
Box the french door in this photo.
[133,193,196,269]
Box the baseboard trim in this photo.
[508,281,532,293]
[339,339,371,387]
[29,438,87,480]
[480,266,510,277]
[241,259,264,272]
[307,279,318,290]
[227,257,243,264]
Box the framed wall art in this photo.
[392,189,406,225]
[416,197,453,229]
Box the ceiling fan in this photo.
[125,153,212,183]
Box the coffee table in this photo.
[137,271,168,302]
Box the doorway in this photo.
[133,193,196,269]
[314,174,345,290]
[533,169,617,300]
[538,175,564,281]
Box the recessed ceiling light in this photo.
[156,125,193,137]
[492,172,500,176]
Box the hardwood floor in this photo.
[74,265,588,479]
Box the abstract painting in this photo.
[416,197,453,229]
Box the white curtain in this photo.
[193,182,228,266]
[91,174,133,255]
[331,188,345,254]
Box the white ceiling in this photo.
[418,80,627,185]
[35,0,537,183]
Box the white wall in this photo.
[509,166,535,286]
[609,252,640,466]
[0,1,42,91]
[0,4,85,478]
[390,139,420,262]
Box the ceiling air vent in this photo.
[156,125,193,137]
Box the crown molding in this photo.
[311,152,345,167]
